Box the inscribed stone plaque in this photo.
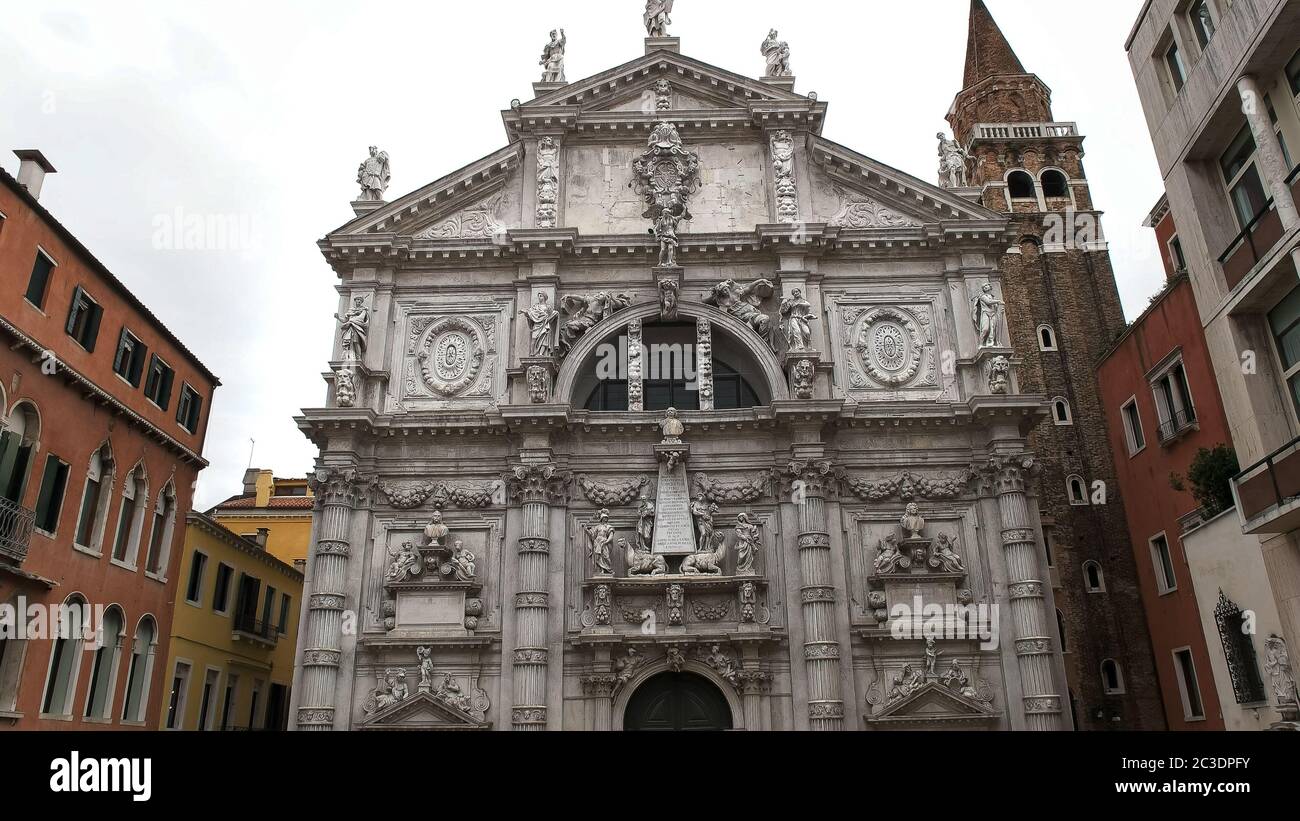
[395,590,466,632]
[652,463,696,556]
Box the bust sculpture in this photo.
[424,510,450,549]
[901,503,926,540]
[660,407,684,443]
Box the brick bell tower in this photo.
[948,0,1164,730]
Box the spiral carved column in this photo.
[783,459,844,730]
[297,467,372,731]
[977,455,1063,731]
[507,463,568,731]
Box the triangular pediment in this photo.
[867,682,998,727]
[523,50,810,112]
[809,136,1005,229]
[359,691,491,731]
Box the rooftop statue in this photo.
[356,146,390,202]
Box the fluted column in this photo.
[740,670,770,730]
[507,463,568,730]
[782,459,843,730]
[297,467,372,731]
[977,455,1063,731]
[581,675,616,731]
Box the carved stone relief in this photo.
[823,183,921,229]
[415,192,506,240]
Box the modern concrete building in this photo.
[0,150,218,730]
[287,6,1105,732]
[1127,0,1300,722]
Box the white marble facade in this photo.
[291,37,1070,731]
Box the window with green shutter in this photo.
[33,455,69,534]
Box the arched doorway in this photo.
[623,672,733,731]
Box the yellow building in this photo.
[159,511,302,730]
[209,468,314,569]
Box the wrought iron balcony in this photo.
[231,612,279,646]
[1219,165,1300,290]
[1157,407,1198,444]
[970,122,1078,141]
[0,496,36,566]
[1233,434,1300,534]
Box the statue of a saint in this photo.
[660,407,684,443]
[937,132,971,188]
[761,30,792,77]
[585,509,616,576]
[652,209,682,267]
[690,495,718,552]
[522,293,558,358]
[636,496,655,552]
[356,146,391,202]
[780,289,815,352]
[539,29,567,83]
[416,646,435,690]
[424,510,450,549]
[733,512,762,575]
[643,0,673,37]
[335,296,369,360]
[971,283,1004,348]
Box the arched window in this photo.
[41,594,88,717]
[0,401,41,504]
[83,605,124,720]
[144,481,177,577]
[74,442,115,553]
[1083,560,1106,593]
[1038,325,1058,351]
[1101,659,1125,694]
[1068,475,1088,505]
[1056,608,1068,653]
[1007,170,1036,199]
[111,465,147,566]
[1053,397,1073,426]
[0,594,27,713]
[121,616,157,723]
[1041,169,1070,198]
[580,320,767,412]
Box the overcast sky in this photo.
[0,0,1162,509]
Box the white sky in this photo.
[0,0,1162,509]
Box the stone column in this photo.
[628,318,644,412]
[297,467,372,731]
[1236,75,1299,231]
[507,463,568,730]
[977,455,1063,731]
[581,675,616,731]
[782,459,844,730]
[739,671,771,730]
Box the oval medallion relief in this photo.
[418,317,485,397]
[854,307,925,387]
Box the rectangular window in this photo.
[212,563,233,614]
[1269,286,1300,420]
[1165,41,1187,92]
[33,455,69,534]
[1168,235,1186,272]
[1288,48,1300,97]
[277,593,291,634]
[1190,0,1216,48]
[185,551,208,604]
[1221,124,1271,229]
[1121,398,1146,455]
[166,661,191,730]
[112,328,148,387]
[1173,648,1206,720]
[65,286,103,352]
[144,355,175,410]
[220,674,238,731]
[262,585,276,630]
[1152,361,1196,441]
[24,250,55,309]
[1150,533,1178,594]
[1042,526,1055,568]
[197,669,219,731]
[176,383,203,433]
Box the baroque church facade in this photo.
[289,5,1111,731]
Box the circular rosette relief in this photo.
[417,316,486,397]
[853,307,926,387]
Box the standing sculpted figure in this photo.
[335,296,370,360]
[522,293,559,358]
[733,512,762,575]
[971,283,1004,348]
[1265,634,1298,706]
[937,132,971,188]
[780,288,815,352]
[761,29,792,77]
[636,496,656,552]
[643,0,673,37]
[585,509,616,576]
[356,146,391,201]
[539,29,567,83]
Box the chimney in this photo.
[14,150,56,200]
[241,467,261,495]
[255,528,270,548]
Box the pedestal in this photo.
[351,199,383,217]
[645,36,680,54]
[761,75,796,92]
[782,349,823,400]
[652,444,695,556]
[532,81,566,96]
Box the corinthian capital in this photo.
[969,454,1038,496]
[506,463,571,505]
[309,466,379,508]
[779,459,837,499]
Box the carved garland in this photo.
[691,471,774,504]
[840,470,972,502]
[576,475,650,507]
